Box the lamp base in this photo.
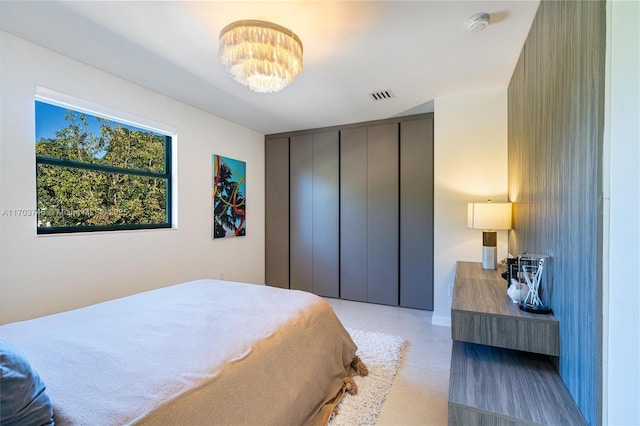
[481,231,498,270]
[482,246,497,269]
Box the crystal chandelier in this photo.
[218,20,303,93]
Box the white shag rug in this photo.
[328,328,406,426]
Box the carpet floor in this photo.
[328,328,406,426]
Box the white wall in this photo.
[432,89,509,326]
[603,0,640,424]
[0,32,265,324]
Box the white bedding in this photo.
[0,280,359,425]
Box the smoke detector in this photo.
[467,13,490,32]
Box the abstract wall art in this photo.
[212,154,246,239]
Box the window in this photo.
[35,99,172,234]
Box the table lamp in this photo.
[467,200,512,269]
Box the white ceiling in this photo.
[0,1,540,135]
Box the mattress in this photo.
[0,280,360,425]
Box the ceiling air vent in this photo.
[369,90,395,101]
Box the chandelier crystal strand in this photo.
[219,20,303,93]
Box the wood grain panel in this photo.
[449,341,587,426]
[507,1,605,423]
[451,262,559,356]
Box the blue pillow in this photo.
[0,338,54,426]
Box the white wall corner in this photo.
[432,88,509,323]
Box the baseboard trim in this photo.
[432,314,451,327]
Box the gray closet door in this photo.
[289,135,313,292]
[367,123,399,305]
[312,131,339,297]
[267,113,433,308]
[340,127,368,302]
[265,137,290,289]
[289,132,339,296]
[400,118,434,309]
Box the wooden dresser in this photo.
[448,261,587,425]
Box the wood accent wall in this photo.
[507,1,605,425]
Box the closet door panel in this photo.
[400,118,434,309]
[265,137,290,288]
[340,127,368,302]
[289,135,313,292]
[267,113,433,309]
[312,131,340,297]
[367,123,399,305]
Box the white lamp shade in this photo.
[467,202,512,230]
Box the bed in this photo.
[0,279,366,425]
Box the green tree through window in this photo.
[35,101,172,234]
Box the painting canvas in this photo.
[212,155,246,239]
